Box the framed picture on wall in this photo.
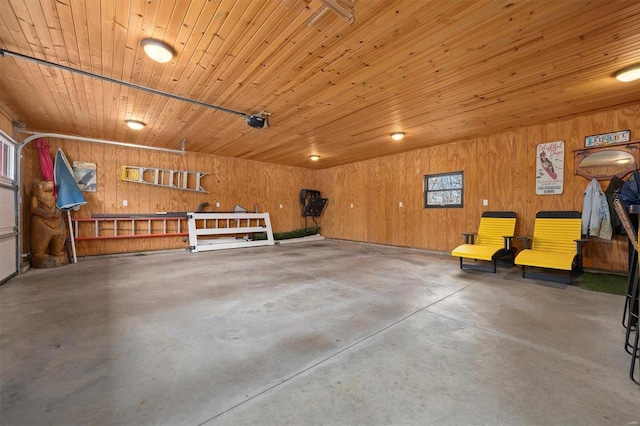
[536,141,564,195]
[424,171,463,208]
[72,162,97,192]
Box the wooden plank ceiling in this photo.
[1,0,639,169]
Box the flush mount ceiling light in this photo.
[614,63,640,82]
[126,120,146,130]
[140,38,175,63]
[310,155,321,161]
[391,132,405,141]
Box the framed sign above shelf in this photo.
[584,129,631,147]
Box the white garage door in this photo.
[0,131,17,284]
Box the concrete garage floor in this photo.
[1,240,638,425]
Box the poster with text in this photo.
[72,162,97,192]
[535,141,564,195]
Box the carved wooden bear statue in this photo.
[30,180,68,268]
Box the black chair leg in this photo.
[625,263,639,356]
[630,322,639,384]
[624,253,638,328]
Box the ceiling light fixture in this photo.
[126,120,146,130]
[140,39,175,63]
[391,132,405,141]
[614,63,640,82]
[310,155,320,161]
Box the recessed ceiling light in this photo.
[126,120,145,130]
[614,63,640,82]
[391,132,405,141]
[310,155,320,161]
[140,38,175,63]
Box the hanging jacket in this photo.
[619,170,640,208]
[582,178,613,240]
[604,176,625,234]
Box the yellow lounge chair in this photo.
[451,211,517,273]
[514,211,588,284]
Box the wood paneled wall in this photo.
[20,138,315,257]
[317,104,640,273]
[15,104,640,271]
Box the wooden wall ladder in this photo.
[72,215,189,241]
[120,165,208,193]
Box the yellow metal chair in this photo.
[514,211,588,284]
[451,211,517,273]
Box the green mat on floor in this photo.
[577,272,628,295]
[253,227,319,241]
